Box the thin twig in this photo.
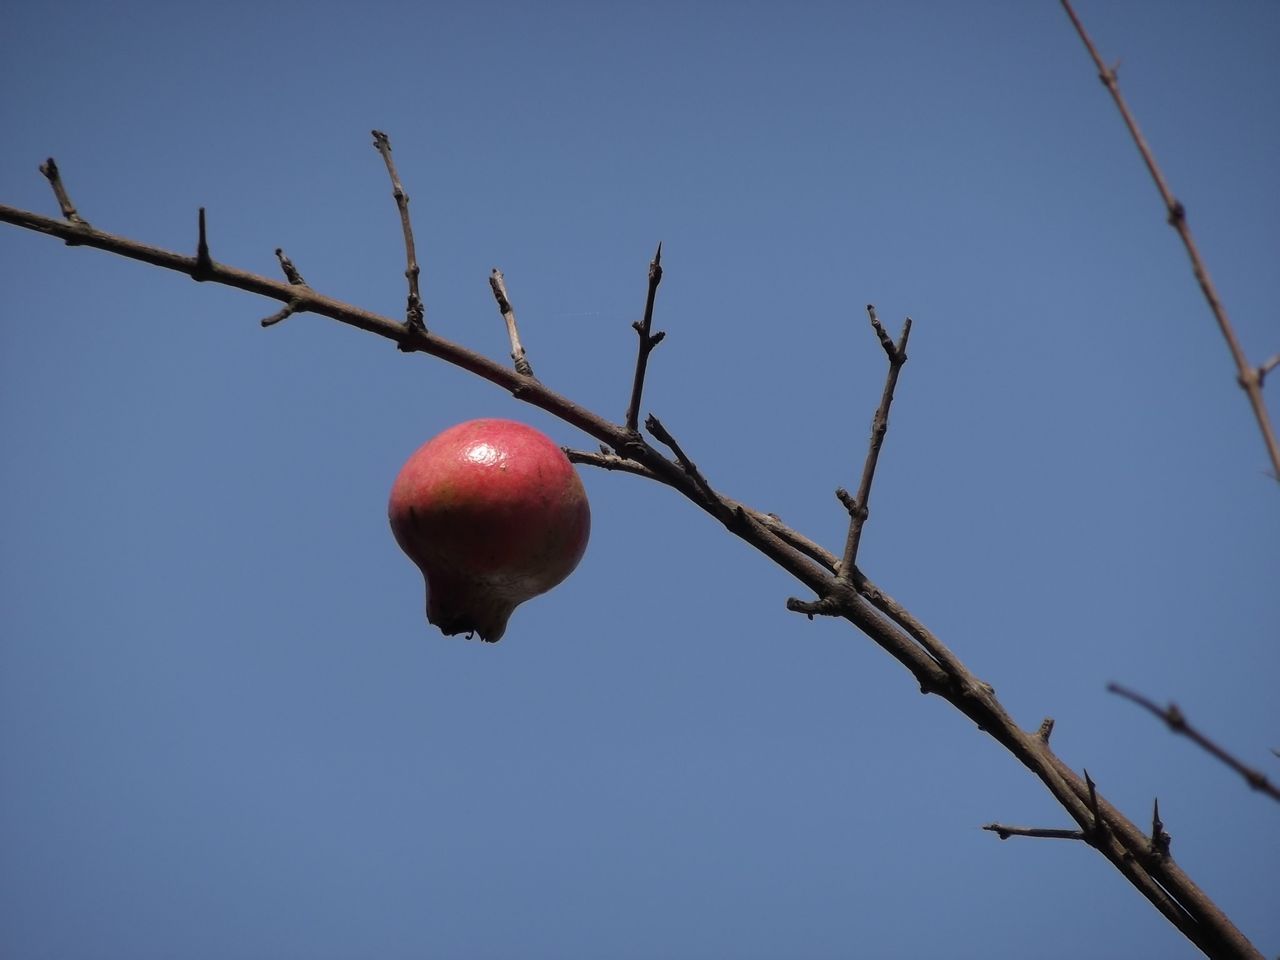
[837,306,911,577]
[489,268,535,377]
[565,447,657,480]
[371,130,425,334]
[194,208,212,280]
[38,158,89,227]
[261,299,303,328]
[1060,0,1280,480]
[1109,683,1280,802]
[982,823,1088,842]
[625,242,665,432]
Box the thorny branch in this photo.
[1109,684,1280,803]
[1059,0,1280,481]
[0,144,1264,959]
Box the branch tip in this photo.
[261,298,302,328]
[38,157,89,228]
[274,248,308,287]
[1036,717,1055,742]
[194,207,212,280]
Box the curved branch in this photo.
[0,196,1263,959]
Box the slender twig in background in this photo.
[1109,684,1280,803]
[1,144,1265,956]
[1059,0,1280,481]
[489,268,535,377]
[624,242,665,433]
[836,306,911,577]
[371,130,425,334]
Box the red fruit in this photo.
[388,418,591,642]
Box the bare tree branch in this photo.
[1109,684,1280,803]
[1059,0,1280,481]
[0,142,1265,957]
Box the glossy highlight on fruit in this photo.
[388,419,591,642]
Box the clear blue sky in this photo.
[2,2,1277,958]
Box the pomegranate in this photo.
[388,418,591,642]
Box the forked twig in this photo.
[371,130,425,334]
[1109,683,1280,802]
[837,306,911,576]
[1060,0,1280,480]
